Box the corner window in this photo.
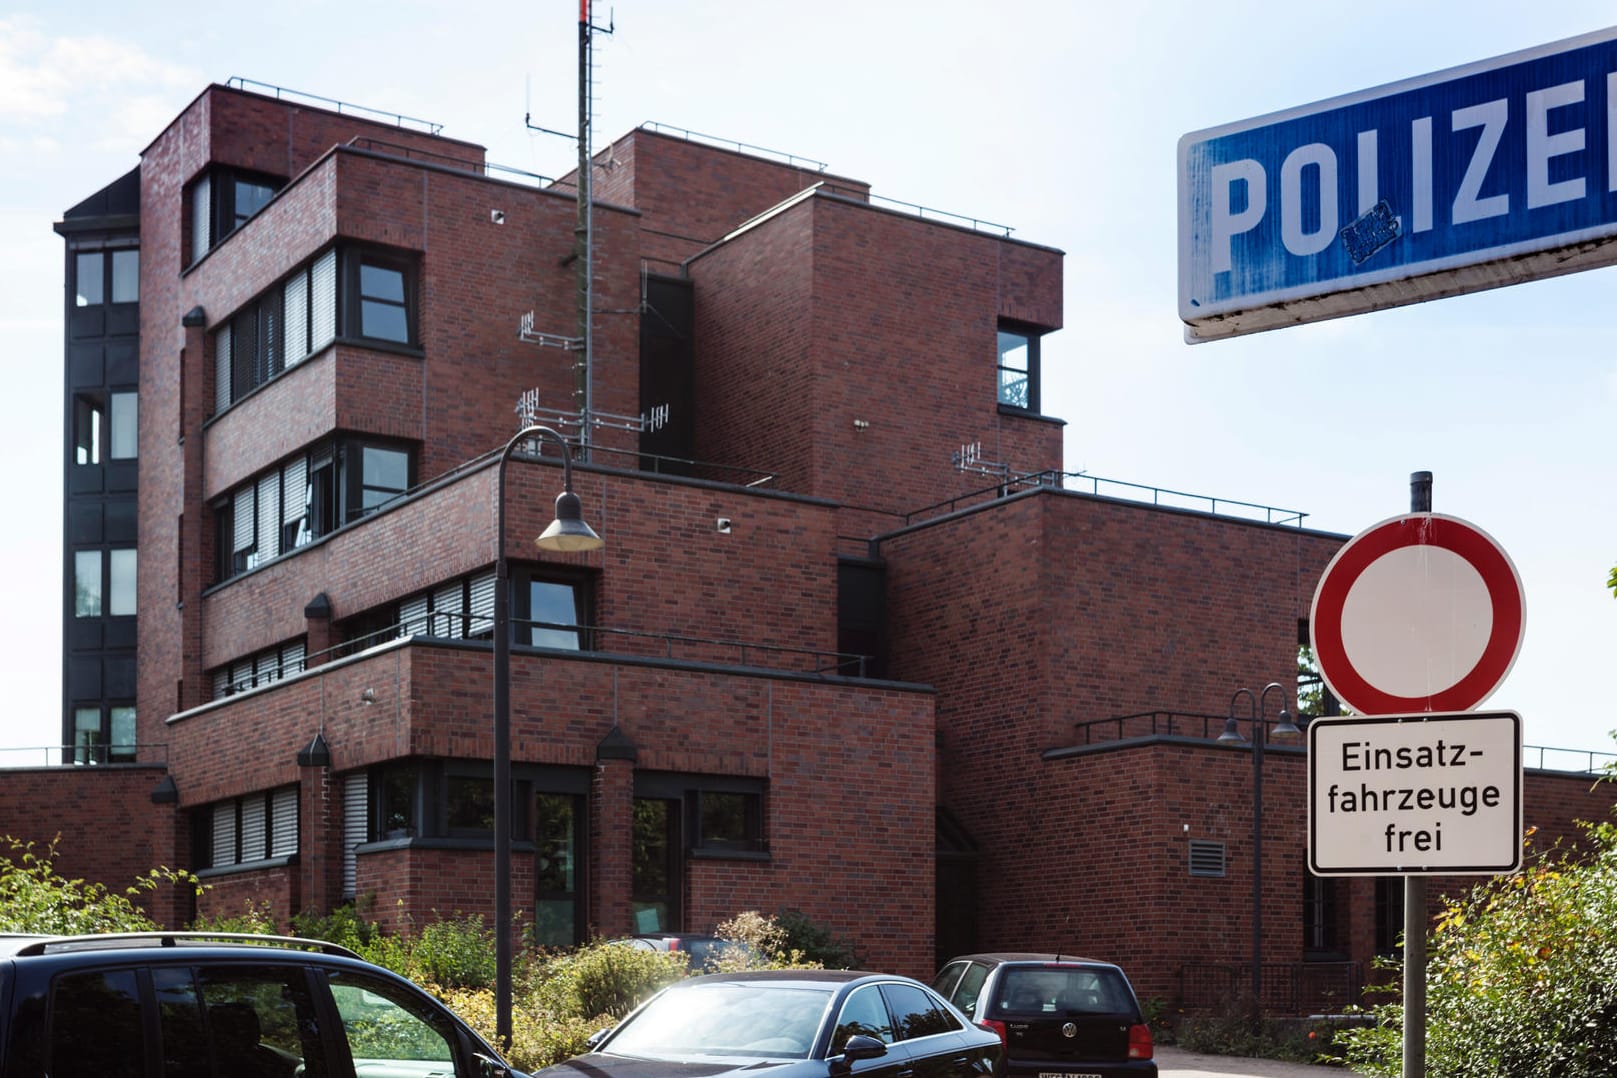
[189,168,284,263]
[212,250,336,414]
[213,438,414,583]
[343,248,418,346]
[996,323,1041,411]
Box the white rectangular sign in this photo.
[1179,28,1617,342]
[1308,711,1522,876]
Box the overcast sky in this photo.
[1,1,1613,763]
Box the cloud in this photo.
[0,15,197,125]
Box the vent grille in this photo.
[1189,839,1227,878]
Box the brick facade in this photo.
[23,82,1615,1007]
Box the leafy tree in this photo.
[1338,815,1617,1076]
[1608,563,1615,598]
[0,835,198,934]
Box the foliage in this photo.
[1174,993,1325,1063]
[770,907,863,969]
[429,982,601,1073]
[191,899,279,936]
[1338,817,1617,1077]
[711,909,822,971]
[0,835,199,934]
[542,938,688,1021]
[1608,563,1615,598]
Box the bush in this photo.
[0,835,197,934]
[771,907,862,969]
[1174,994,1322,1063]
[1338,817,1617,1077]
[542,939,687,1021]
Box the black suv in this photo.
[0,931,525,1078]
[932,953,1157,1078]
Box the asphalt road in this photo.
[1155,1045,1357,1077]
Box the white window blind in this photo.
[468,572,496,637]
[283,457,307,546]
[399,594,429,638]
[239,796,267,862]
[432,582,465,637]
[214,321,232,416]
[191,174,211,264]
[256,473,280,563]
[284,270,309,366]
[233,488,256,554]
[271,786,299,857]
[343,772,368,899]
[212,804,237,867]
[311,249,336,348]
[282,640,306,678]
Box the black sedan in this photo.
[538,969,1001,1078]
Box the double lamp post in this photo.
[492,425,603,1049]
[1219,681,1300,1012]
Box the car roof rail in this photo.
[11,931,362,959]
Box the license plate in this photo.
[1038,1073,1101,1078]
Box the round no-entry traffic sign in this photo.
[1310,513,1525,715]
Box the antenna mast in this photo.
[575,0,613,452]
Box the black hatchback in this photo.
[932,953,1156,1078]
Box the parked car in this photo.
[0,931,526,1078]
[613,932,756,970]
[932,953,1157,1078]
[538,968,1001,1077]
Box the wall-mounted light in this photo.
[716,517,732,534]
[361,688,376,705]
[491,209,506,224]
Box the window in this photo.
[72,548,130,618]
[197,786,299,868]
[996,323,1041,411]
[213,250,335,413]
[49,969,145,1078]
[1375,876,1405,956]
[632,798,677,933]
[190,168,284,262]
[354,257,411,343]
[74,252,104,307]
[72,707,100,764]
[209,639,306,699]
[72,249,137,309]
[73,392,137,465]
[214,439,414,583]
[327,970,458,1071]
[881,982,957,1040]
[534,792,583,948]
[832,984,894,1052]
[110,249,139,303]
[446,775,494,834]
[690,790,763,852]
[396,570,496,641]
[518,570,591,649]
[1304,874,1340,954]
[152,966,326,1078]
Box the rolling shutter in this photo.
[270,786,299,857]
[343,772,368,899]
[240,795,267,862]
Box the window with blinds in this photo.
[201,784,300,869]
[343,772,368,899]
[396,571,497,641]
[212,249,337,415]
[210,638,306,700]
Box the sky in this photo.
[1,1,1613,763]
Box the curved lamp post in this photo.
[494,424,603,1048]
[1219,681,1301,1016]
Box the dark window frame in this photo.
[341,247,419,347]
[196,786,299,870]
[996,321,1042,413]
[72,247,139,308]
[514,566,594,650]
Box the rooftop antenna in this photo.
[575,0,614,454]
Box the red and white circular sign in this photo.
[1310,513,1525,715]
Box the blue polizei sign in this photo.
[1179,27,1617,342]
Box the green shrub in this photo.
[1339,817,1617,1077]
[0,835,197,934]
[402,914,498,989]
[545,939,687,1021]
[771,907,862,969]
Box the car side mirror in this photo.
[474,1053,510,1078]
[830,1035,888,1076]
[586,1027,612,1050]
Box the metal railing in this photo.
[1522,745,1617,775]
[639,121,828,172]
[228,78,443,134]
[1180,961,1364,1016]
[820,182,1014,237]
[346,137,554,187]
[325,612,868,680]
[0,743,166,769]
[900,471,1308,529]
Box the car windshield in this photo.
[994,967,1134,1016]
[605,981,832,1060]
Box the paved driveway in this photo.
[1155,1045,1357,1077]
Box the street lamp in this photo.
[1219,681,1301,1015]
[493,424,603,1049]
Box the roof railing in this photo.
[228,78,443,134]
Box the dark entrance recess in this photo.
[837,558,887,680]
[638,274,695,470]
[936,807,979,967]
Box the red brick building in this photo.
[21,81,1614,1009]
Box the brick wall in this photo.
[0,766,186,926]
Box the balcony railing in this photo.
[900,471,1308,529]
[0,743,166,769]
